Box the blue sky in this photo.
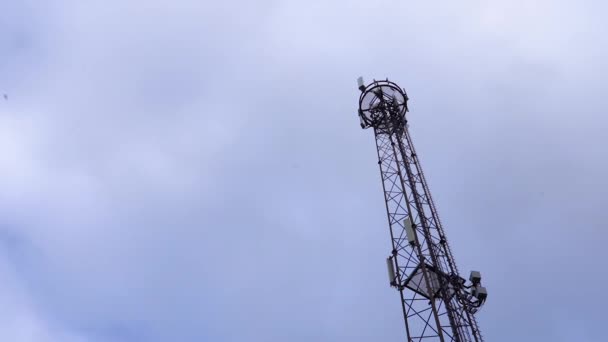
[1,1,607,341]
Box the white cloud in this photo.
[0,252,88,342]
[0,0,607,341]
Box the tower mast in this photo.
[357,78,487,342]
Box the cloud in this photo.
[0,246,88,342]
[0,0,607,341]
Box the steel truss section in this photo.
[359,79,484,342]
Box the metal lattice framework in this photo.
[357,79,486,342]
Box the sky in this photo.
[1,0,607,341]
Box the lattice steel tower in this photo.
[356,78,487,342]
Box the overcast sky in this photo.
[1,1,607,341]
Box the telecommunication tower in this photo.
[356,78,487,342]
